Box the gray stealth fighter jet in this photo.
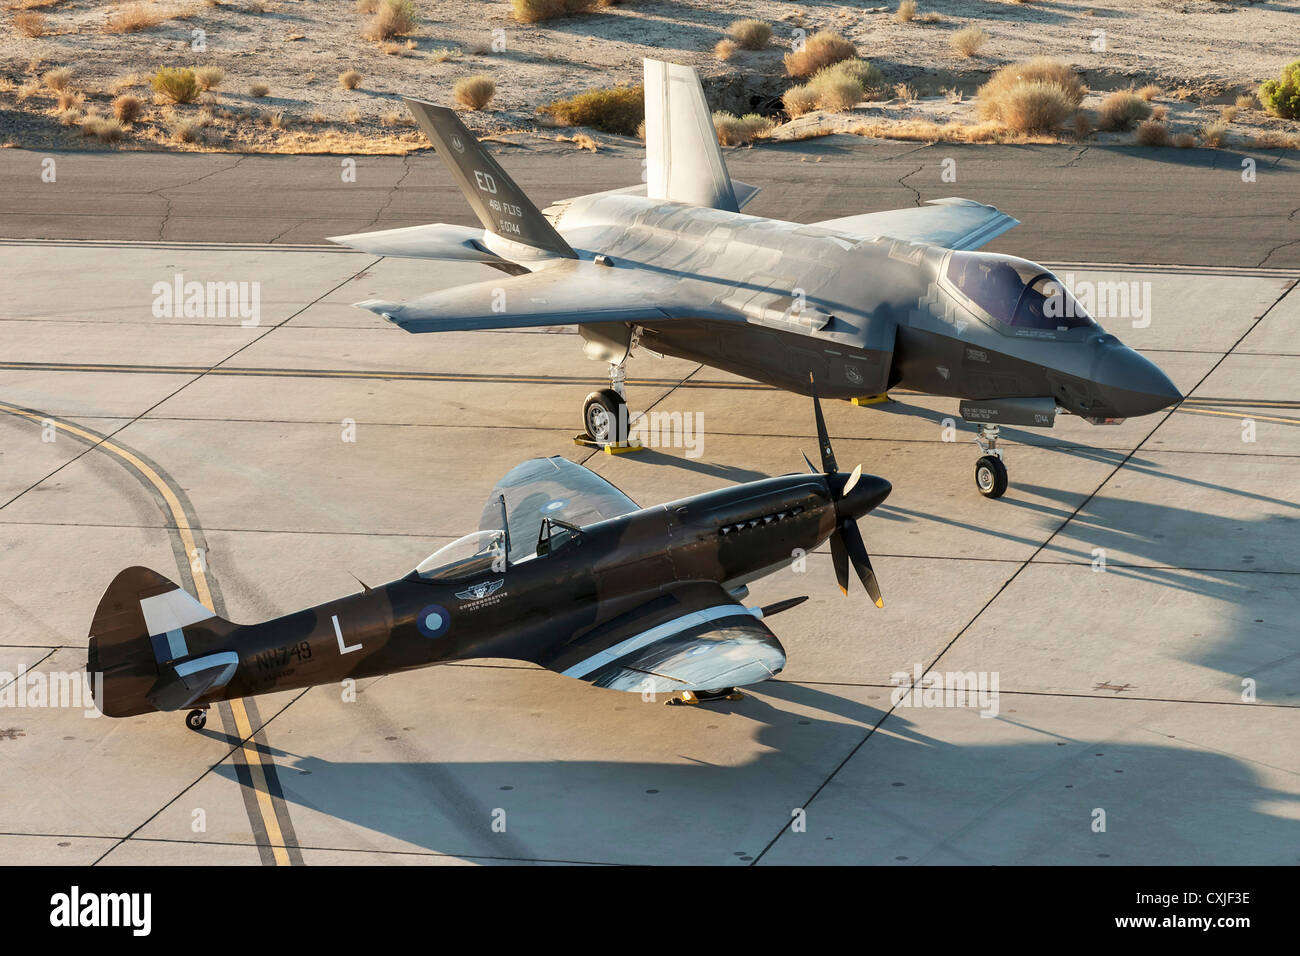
[331,59,1181,499]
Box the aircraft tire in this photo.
[974,455,1008,499]
[185,709,207,731]
[583,389,628,445]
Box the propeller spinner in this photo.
[806,375,890,608]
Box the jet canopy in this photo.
[945,252,1095,334]
[412,530,505,581]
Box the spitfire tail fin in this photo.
[643,59,744,212]
[401,97,577,259]
[87,567,239,718]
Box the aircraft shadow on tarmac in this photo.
[207,675,1299,864]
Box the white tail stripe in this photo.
[141,588,215,661]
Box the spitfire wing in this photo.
[539,581,786,693]
[479,456,639,561]
[812,197,1019,251]
[355,258,740,332]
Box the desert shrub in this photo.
[950,26,988,58]
[1135,119,1169,146]
[979,58,1085,114]
[104,3,173,33]
[784,30,856,77]
[363,0,419,40]
[15,12,46,36]
[544,84,642,135]
[1097,90,1151,130]
[727,19,771,50]
[42,67,72,91]
[454,75,496,110]
[151,66,200,104]
[510,0,597,22]
[1137,84,1161,101]
[782,84,819,117]
[82,115,125,142]
[339,70,362,89]
[1172,132,1196,148]
[1073,111,1093,138]
[1259,59,1300,119]
[713,111,774,146]
[714,38,736,61]
[1201,121,1228,147]
[895,1,916,23]
[112,94,142,122]
[195,65,225,91]
[994,80,1073,132]
[249,82,269,97]
[822,58,883,95]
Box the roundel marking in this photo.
[541,498,568,514]
[417,604,451,638]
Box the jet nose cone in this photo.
[835,472,892,519]
[1095,346,1182,418]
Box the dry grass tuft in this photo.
[151,66,200,104]
[42,67,72,92]
[195,65,225,91]
[249,82,269,97]
[1235,93,1255,110]
[1218,105,1238,123]
[1172,132,1196,149]
[170,115,206,143]
[104,3,190,34]
[1201,120,1228,147]
[344,107,360,124]
[1135,119,1169,146]
[1150,104,1167,121]
[714,38,736,61]
[58,108,82,126]
[510,0,597,23]
[782,84,820,118]
[726,18,771,50]
[1248,130,1300,149]
[15,11,46,36]
[713,111,774,146]
[784,30,856,78]
[339,70,362,90]
[363,0,419,40]
[1097,90,1151,130]
[994,80,1074,133]
[543,84,642,135]
[55,89,83,111]
[1137,84,1161,102]
[112,93,142,122]
[84,115,126,142]
[355,0,378,11]
[950,26,988,58]
[1073,110,1093,139]
[454,75,496,110]
[895,0,916,23]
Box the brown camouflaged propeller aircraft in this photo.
[87,387,890,729]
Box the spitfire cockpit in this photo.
[410,530,505,582]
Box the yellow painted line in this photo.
[0,402,291,866]
[1176,407,1300,426]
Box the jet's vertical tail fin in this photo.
[643,59,740,213]
[87,567,239,717]
[402,98,578,259]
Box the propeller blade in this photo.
[801,451,818,475]
[840,519,884,608]
[843,463,863,496]
[756,595,809,619]
[809,373,837,474]
[829,530,849,596]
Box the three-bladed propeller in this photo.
[807,375,887,608]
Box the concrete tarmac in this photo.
[0,230,1296,864]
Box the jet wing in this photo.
[479,456,640,562]
[355,258,740,332]
[812,197,1019,251]
[542,581,786,693]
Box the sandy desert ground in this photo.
[1,0,1298,152]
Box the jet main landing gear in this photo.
[666,687,744,705]
[577,360,641,453]
[973,423,1009,499]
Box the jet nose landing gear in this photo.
[973,423,1008,499]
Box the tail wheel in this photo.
[185,709,207,731]
[583,389,628,444]
[974,455,1008,499]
